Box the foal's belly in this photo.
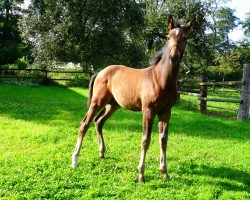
[113,92,142,111]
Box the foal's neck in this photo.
[154,53,179,90]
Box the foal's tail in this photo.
[87,73,98,108]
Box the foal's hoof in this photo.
[138,175,145,183]
[71,161,78,168]
[163,173,170,180]
[99,153,105,159]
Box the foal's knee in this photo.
[79,121,90,135]
[141,135,151,150]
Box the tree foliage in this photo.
[20,0,215,74]
[208,49,241,81]
[243,12,250,38]
[208,6,239,53]
[205,0,244,80]
[0,0,29,66]
[20,0,145,69]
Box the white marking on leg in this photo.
[72,146,80,168]
[72,154,79,168]
[138,149,146,182]
[138,152,145,171]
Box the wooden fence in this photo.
[0,68,90,86]
[1,64,249,120]
[178,63,250,120]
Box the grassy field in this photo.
[0,85,249,199]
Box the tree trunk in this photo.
[237,64,250,120]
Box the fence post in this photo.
[200,76,208,113]
[42,68,49,85]
[237,63,250,120]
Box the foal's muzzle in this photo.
[169,54,179,64]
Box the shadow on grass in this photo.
[107,106,250,141]
[0,85,88,125]
[172,109,249,141]
[178,162,250,193]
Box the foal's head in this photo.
[167,15,195,65]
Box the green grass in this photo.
[0,85,249,199]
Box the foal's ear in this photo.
[168,15,175,30]
[186,17,196,31]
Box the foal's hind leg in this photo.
[94,102,120,158]
[71,104,102,168]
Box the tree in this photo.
[212,7,239,53]
[19,0,145,70]
[20,0,218,75]
[204,0,243,80]
[0,0,29,66]
[242,12,250,39]
[208,48,241,80]
[206,0,240,55]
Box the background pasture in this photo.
[0,85,249,199]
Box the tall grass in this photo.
[0,85,249,199]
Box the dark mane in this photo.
[150,43,169,66]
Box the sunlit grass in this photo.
[0,85,249,199]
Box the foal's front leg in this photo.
[158,111,171,180]
[138,108,155,182]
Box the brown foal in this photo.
[72,15,195,182]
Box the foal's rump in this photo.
[92,65,149,111]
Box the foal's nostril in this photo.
[169,55,179,63]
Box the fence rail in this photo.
[178,91,201,97]
[198,81,244,86]
[0,68,88,85]
[198,97,242,103]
